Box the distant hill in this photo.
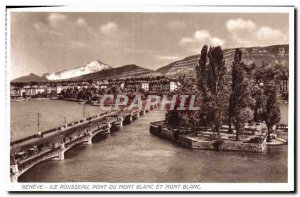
[11,73,47,83]
[156,44,289,76]
[71,64,154,81]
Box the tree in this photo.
[195,45,215,129]
[196,45,208,93]
[229,49,253,140]
[164,74,199,131]
[165,96,181,129]
[252,87,267,122]
[202,46,229,138]
[263,84,281,142]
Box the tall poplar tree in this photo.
[195,45,229,137]
[229,49,252,141]
[196,45,214,128]
[263,69,281,142]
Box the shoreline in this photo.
[149,121,286,153]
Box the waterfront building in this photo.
[82,82,89,89]
[46,86,57,95]
[76,82,82,89]
[100,84,108,89]
[162,82,170,92]
[11,87,25,97]
[56,83,69,94]
[36,85,46,94]
[24,85,36,96]
[149,82,163,92]
[125,82,140,92]
[170,81,179,91]
[141,81,149,91]
[125,81,149,92]
[278,72,288,95]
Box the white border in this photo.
[4,5,295,192]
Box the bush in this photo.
[213,140,224,151]
[247,136,263,143]
[173,129,180,140]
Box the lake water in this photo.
[11,100,287,182]
[11,100,104,141]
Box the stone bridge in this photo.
[10,101,161,182]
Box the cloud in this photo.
[256,26,287,41]
[226,18,257,32]
[48,13,68,28]
[123,47,150,53]
[101,22,118,34]
[179,30,225,51]
[226,18,288,47]
[194,30,211,41]
[180,37,195,44]
[34,13,104,45]
[168,21,187,29]
[69,41,91,49]
[156,55,180,60]
[33,22,65,36]
[76,18,88,27]
[211,37,226,46]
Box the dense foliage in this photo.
[165,45,285,141]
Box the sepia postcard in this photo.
[5,5,295,192]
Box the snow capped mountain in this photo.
[46,60,111,80]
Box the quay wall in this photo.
[149,122,266,153]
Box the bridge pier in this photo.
[118,117,124,127]
[11,174,18,183]
[10,160,19,182]
[11,163,19,174]
[107,122,112,133]
[58,143,65,160]
[136,112,140,118]
[87,132,93,145]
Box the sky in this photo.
[10,12,289,79]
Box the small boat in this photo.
[12,97,26,102]
[91,101,100,106]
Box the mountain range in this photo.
[11,44,288,83]
[45,60,111,80]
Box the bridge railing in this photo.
[91,125,108,134]
[10,111,113,147]
[65,135,86,148]
[10,135,40,146]
[11,105,152,148]
[17,147,60,171]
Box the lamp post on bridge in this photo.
[37,113,42,138]
[64,117,67,128]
